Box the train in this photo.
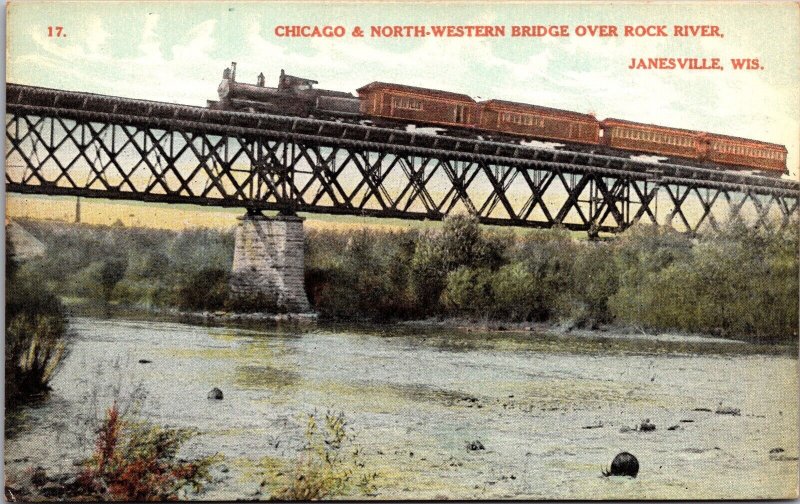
[208,62,788,177]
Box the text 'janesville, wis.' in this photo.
[273,24,762,71]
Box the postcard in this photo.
[4,1,799,501]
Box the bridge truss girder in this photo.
[5,102,799,234]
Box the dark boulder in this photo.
[715,405,740,416]
[603,452,639,478]
[207,387,224,400]
[638,419,656,432]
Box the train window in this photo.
[391,96,423,111]
[454,105,469,123]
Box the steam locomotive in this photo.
[208,62,788,177]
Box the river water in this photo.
[4,317,798,500]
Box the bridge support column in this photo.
[229,212,312,313]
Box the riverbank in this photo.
[61,299,797,358]
[14,216,799,345]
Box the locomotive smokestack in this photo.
[257,72,265,87]
[230,62,237,82]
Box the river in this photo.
[4,317,798,500]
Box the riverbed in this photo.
[4,317,798,500]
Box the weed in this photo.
[78,403,218,501]
[273,411,377,500]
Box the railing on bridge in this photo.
[6,83,799,234]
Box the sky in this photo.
[5,1,800,227]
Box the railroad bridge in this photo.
[6,84,800,311]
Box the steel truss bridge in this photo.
[6,83,799,234]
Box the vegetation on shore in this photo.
[5,402,217,501]
[76,403,216,501]
[5,237,70,410]
[14,215,799,344]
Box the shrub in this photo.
[173,268,230,311]
[410,215,505,314]
[273,412,377,500]
[5,238,69,408]
[511,231,578,321]
[442,266,495,317]
[490,261,539,321]
[78,403,216,501]
[306,229,419,320]
[609,222,798,343]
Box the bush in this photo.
[5,238,69,408]
[609,222,798,343]
[490,262,539,321]
[78,403,216,501]
[410,215,505,314]
[306,229,419,320]
[273,412,377,500]
[173,268,230,311]
[442,266,495,317]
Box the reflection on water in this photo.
[4,317,798,500]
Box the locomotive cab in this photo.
[278,70,318,93]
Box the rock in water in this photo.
[603,452,639,478]
[638,419,656,431]
[207,387,224,400]
[715,405,740,416]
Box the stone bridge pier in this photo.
[229,211,312,313]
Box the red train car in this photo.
[601,118,787,175]
[357,82,477,129]
[601,118,701,160]
[706,133,787,175]
[479,100,600,145]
